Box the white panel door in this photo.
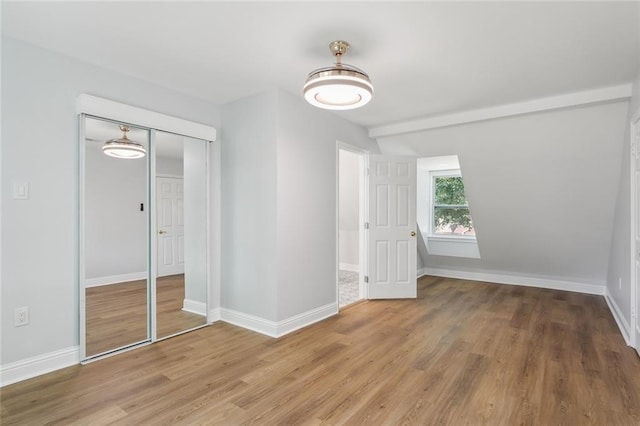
[157,177,185,277]
[633,118,640,356]
[368,155,417,299]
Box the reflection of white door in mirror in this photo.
[157,177,185,277]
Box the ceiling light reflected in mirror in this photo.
[102,125,146,159]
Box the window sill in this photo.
[427,234,477,243]
[424,233,480,259]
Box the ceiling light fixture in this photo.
[303,40,373,110]
[102,125,146,159]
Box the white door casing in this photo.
[632,116,640,355]
[368,155,417,299]
[157,177,185,277]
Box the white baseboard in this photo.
[417,267,427,278]
[85,272,147,287]
[275,303,338,336]
[0,346,79,387]
[339,263,359,273]
[221,303,338,338]
[221,308,279,337]
[208,307,221,322]
[422,267,606,296]
[182,299,207,316]
[605,288,632,346]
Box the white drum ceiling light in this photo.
[102,125,146,159]
[303,40,373,110]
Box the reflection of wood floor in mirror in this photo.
[156,274,207,338]
[86,274,206,357]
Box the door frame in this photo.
[631,111,640,354]
[336,141,369,307]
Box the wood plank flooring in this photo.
[156,275,207,339]
[86,274,206,356]
[3,276,640,425]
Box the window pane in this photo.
[434,206,475,236]
[434,177,467,205]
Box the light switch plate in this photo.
[13,182,29,200]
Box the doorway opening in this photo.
[338,147,366,308]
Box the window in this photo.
[417,157,479,258]
[431,172,475,236]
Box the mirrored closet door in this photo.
[154,131,208,339]
[80,110,211,362]
[82,116,151,358]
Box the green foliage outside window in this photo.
[433,176,474,235]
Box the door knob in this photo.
[410,231,416,237]
[159,230,166,234]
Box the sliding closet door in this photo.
[79,95,216,361]
[154,131,208,339]
[81,115,151,359]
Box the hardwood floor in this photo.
[156,275,208,339]
[3,276,640,425]
[86,279,147,356]
[86,274,206,356]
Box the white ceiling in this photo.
[2,1,638,129]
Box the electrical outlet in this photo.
[15,307,29,327]
[619,277,622,289]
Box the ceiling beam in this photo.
[368,84,632,138]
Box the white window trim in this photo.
[428,169,476,240]
[416,159,480,259]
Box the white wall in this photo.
[377,101,628,287]
[220,91,279,321]
[607,68,640,329]
[84,143,147,279]
[338,149,360,268]
[157,156,183,176]
[1,37,220,366]
[275,90,379,320]
[221,89,379,323]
